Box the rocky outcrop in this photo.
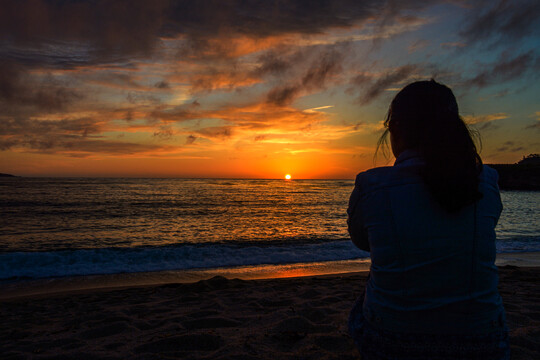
[488,164,540,191]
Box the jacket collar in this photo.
[394,149,423,166]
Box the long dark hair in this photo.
[377,80,483,212]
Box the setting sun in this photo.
[285,174,292,180]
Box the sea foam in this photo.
[0,240,369,280]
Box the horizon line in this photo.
[0,175,354,181]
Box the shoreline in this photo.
[0,259,372,301]
[1,252,539,301]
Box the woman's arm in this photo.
[347,185,370,252]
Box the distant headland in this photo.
[0,173,17,177]
[488,154,540,191]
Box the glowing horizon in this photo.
[1,1,539,178]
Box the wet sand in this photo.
[1,266,539,359]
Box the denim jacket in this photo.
[347,150,506,335]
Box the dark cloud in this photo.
[496,141,525,153]
[90,72,146,90]
[0,61,82,115]
[440,42,466,50]
[496,140,518,152]
[1,0,436,66]
[0,114,115,154]
[196,126,234,139]
[526,121,540,130]
[0,108,179,156]
[186,135,197,144]
[189,68,258,93]
[254,45,323,79]
[177,38,237,61]
[491,89,509,99]
[266,85,301,107]
[59,139,165,157]
[0,138,20,151]
[126,91,161,105]
[460,0,540,45]
[476,121,498,132]
[0,117,102,138]
[0,43,112,70]
[464,51,538,88]
[155,81,170,89]
[408,39,430,53]
[167,0,432,44]
[150,101,203,123]
[351,64,418,104]
[153,126,174,139]
[266,48,344,106]
[301,50,342,88]
[255,52,291,77]
[0,0,168,62]
[353,122,365,131]
[0,0,166,122]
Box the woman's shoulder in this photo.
[354,164,421,193]
[354,166,393,185]
[479,165,500,190]
[480,164,499,181]
[356,163,499,184]
[356,151,425,187]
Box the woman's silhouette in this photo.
[347,80,509,359]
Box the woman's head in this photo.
[378,80,483,212]
[385,80,460,157]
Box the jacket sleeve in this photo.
[347,177,370,252]
[492,168,503,227]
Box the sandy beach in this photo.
[1,265,539,360]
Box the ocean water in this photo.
[1,178,539,280]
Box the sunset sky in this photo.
[1,0,539,178]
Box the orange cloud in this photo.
[462,113,508,124]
